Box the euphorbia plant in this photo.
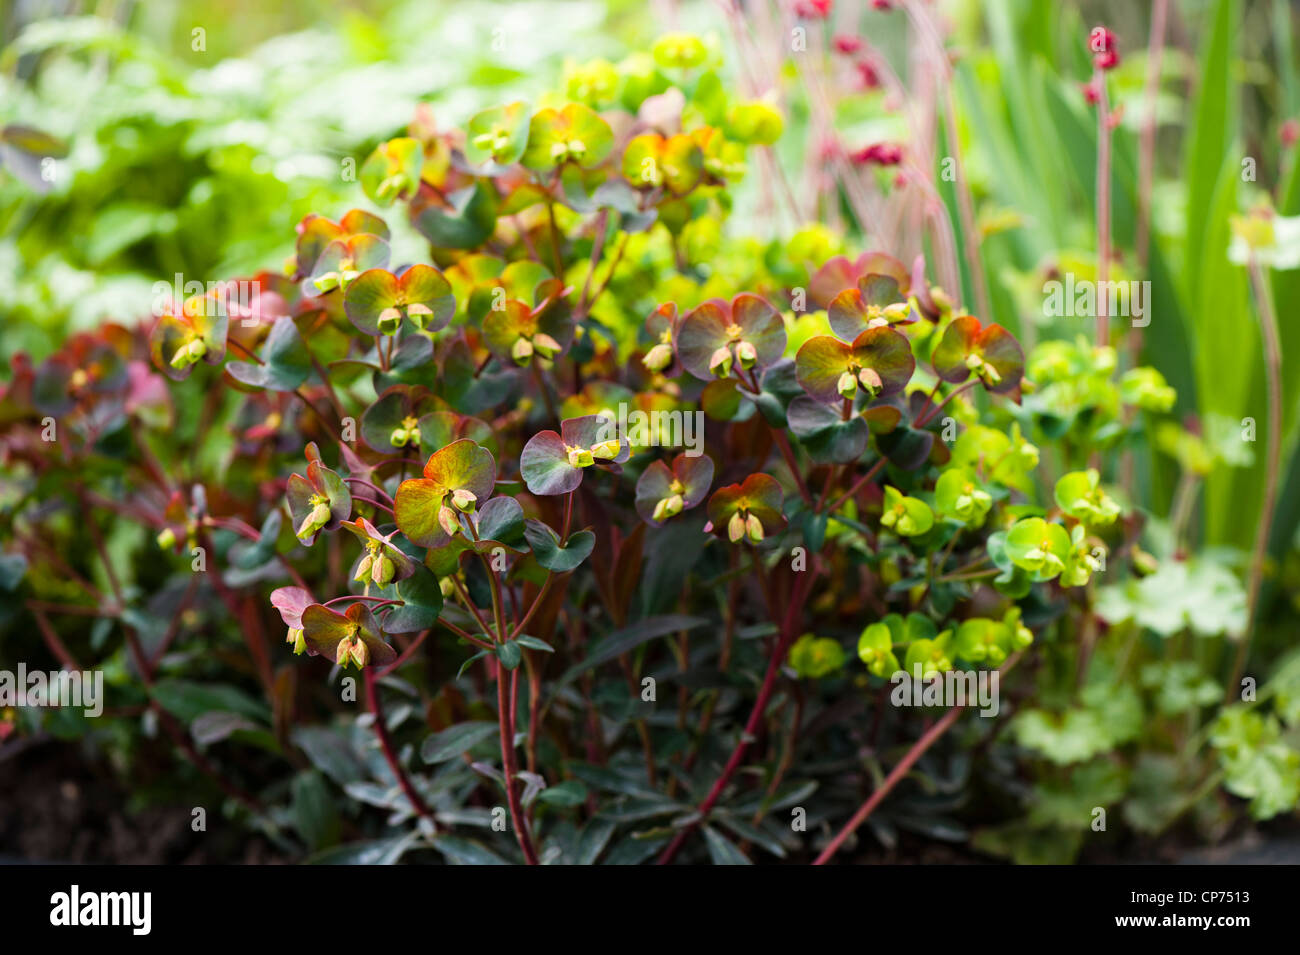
[5,30,1276,869]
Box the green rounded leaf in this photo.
[524,520,596,572]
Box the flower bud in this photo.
[857,367,883,396]
[336,637,354,666]
[1041,549,1065,576]
[836,370,858,399]
[708,345,733,378]
[350,638,370,669]
[643,342,674,372]
[735,340,758,369]
[652,493,684,523]
[532,333,562,359]
[372,554,396,587]
[567,447,595,468]
[451,488,478,512]
[156,527,177,550]
[298,501,332,540]
[727,510,747,543]
[438,504,461,537]
[291,629,307,655]
[169,344,195,370]
[376,307,403,335]
[511,337,535,364]
[882,301,911,323]
[745,513,764,543]
[354,553,374,582]
[590,439,620,460]
[406,302,433,329]
[390,427,410,447]
[313,272,341,294]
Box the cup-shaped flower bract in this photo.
[930,314,1025,395]
[465,101,532,168]
[340,517,417,588]
[521,102,615,171]
[934,467,993,527]
[359,137,423,205]
[306,232,390,297]
[880,485,934,537]
[954,617,1013,666]
[286,442,353,546]
[394,439,498,547]
[300,602,396,670]
[482,278,575,367]
[826,273,914,341]
[705,473,787,544]
[1061,524,1104,587]
[293,209,390,280]
[622,132,704,194]
[1054,468,1120,526]
[1005,516,1072,581]
[521,414,630,496]
[270,585,314,655]
[903,628,954,679]
[360,385,441,453]
[795,325,915,405]
[676,294,786,382]
[149,296,230,382]
[857,620,902,678]
[789,634,847,679]
[641,302,681,376]
[344,264,455,337]
[634,453,714,525]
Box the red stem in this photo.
[813,653,1021,864]
[657,567,818,864]
[496,661,540,864]
[812,704,963,865]
[364,667,436,825]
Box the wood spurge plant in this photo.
[3,0,1299,870]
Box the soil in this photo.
[0,738,285,864]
